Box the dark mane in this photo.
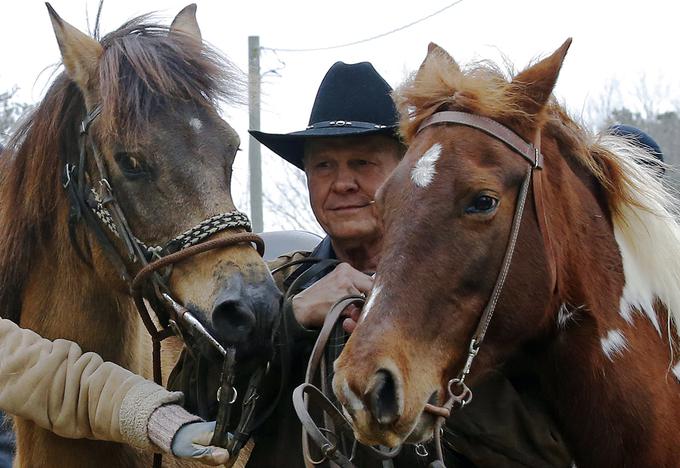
[97,16,244,141]
[0,16,244,321]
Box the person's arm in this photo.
[0,318,228,465]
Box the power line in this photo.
[262,0,465,53]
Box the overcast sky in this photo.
[1,0,676,232]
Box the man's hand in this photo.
[292,263,372,332]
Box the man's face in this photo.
[304,134,401,243]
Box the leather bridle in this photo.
[416,111,556,467]
[64,104,268,466]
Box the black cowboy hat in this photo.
[249,61,399,170]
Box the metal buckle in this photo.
[217,386,238,405]
[459,338,480,379]
[447,378,473,408]
[533,147,542,169]
[415,443,429,457]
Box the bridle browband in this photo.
[415,111,557,467]
[64,104,267,467]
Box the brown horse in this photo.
[0,5,280,467]
[333,40,680,467]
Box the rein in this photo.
[415,111,556,467]
[293,295,401,468]
[64,105,267,467]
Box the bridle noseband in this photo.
[416,111,557,466]
[64,104,268,466]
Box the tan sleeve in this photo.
[0,318,183,450]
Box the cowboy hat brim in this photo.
[249,125,397,170]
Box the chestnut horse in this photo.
[0,5,280,467]
[334,40,680,467]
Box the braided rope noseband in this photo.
[90,187,252,259]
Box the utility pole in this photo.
[248,35,263,232]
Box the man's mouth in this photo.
[329,203,372,211]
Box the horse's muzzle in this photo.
[210,272,281,355]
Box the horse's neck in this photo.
[20,244,145,370]
[540,167,680,465]
[539,306,680,467]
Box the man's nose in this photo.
[331,167,359,192]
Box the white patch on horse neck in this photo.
[672,362,680,382]
[189,117,203,132]
[602,134,680,351]
[600,329,629,361]
[616,226,662,335]
[360,282,382,323]
[411,143,442,188]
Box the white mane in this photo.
[599,134,680,347]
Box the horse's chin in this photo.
[349,408,437,449]
[403,411,436,444]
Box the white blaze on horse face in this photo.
[189,117,203,133]
[360,282,382,323]
[411,143,442,188]
[601,329,629,361]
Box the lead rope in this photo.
[293,296,401,468]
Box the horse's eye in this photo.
[115,152,146,177]
[465,194,499,214]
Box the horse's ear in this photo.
[510,38,572,116]
[427,42,459,68]
[46,3,103,94]
[416,42,460,76]
[170,4,202,44]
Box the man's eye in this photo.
[465,195,499,214]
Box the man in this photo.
[252,61,400,334]
[249,62,573,467]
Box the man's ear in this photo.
[46,3,103,99]
[170,4,202,45]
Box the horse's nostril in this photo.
[368,369,402,426]
[211,299,256,343]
